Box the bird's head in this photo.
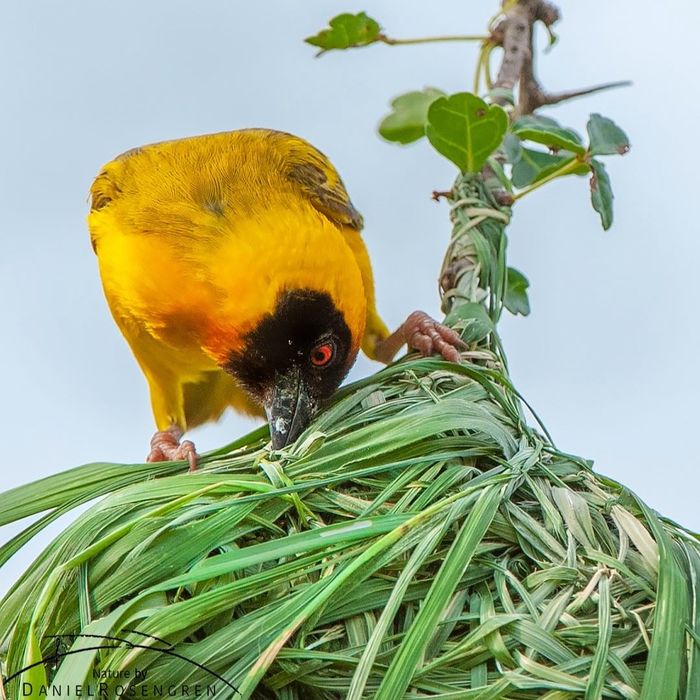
[226,289,357,449]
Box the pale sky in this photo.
[1,1,698,595]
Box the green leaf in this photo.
[584,573,611,700]
[677,543,700,700]
[511,150,587,188]
[486,87,515,106]
[512,116,586,155]
[18,626,49,694]
[50,606,134,688]
[305,12,382,54]
[518,114,561,128]
[444,302,495,343]
[502,133,523,164]
[504,267,530,316]
[375,485,503,699]
[486,156,513,193]
[586,113,631,156]
[589,159,614,230]
[636,498,689,700]
[426,92,508,173]
[551,486,596,549]
[378,88,445,144]
[155,513,411,589]
[347,524,448,699]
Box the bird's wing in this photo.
[278,134,364,230]
[89,168,120,253]
[89,130,364,240]
[274,133,392,357]
[339,226,390,359]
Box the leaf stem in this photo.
[473,42,494,94]
[483,44,495,90]
[379,34,489,46]
[512,157,585,201]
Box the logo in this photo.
[3,629,239,698]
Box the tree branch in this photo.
[441,0,628,327]
[491,0,627,116]
[492,5,532,98]
[537,80,632,107]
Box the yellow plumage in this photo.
[89,129,388,432]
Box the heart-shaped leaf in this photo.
[305,12,381,55]
[504,267,531,316]
[512,149,588,188]
[426,93,508,173]
[512,116,586,155]
[589,159,614,230]
[379,88,445,144]
[587,113,630,156]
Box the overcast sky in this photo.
[1,1,698,594]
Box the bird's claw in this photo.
[403,310,467,363]
[147,427,198,471]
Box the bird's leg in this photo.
[147,425,198,471]
[374,310,467,364]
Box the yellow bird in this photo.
[89,129,464,467]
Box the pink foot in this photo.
[147,426,198,472]
[403,311,467,363]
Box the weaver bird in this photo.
[89,129,464,467]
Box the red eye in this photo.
[310,342,334,367]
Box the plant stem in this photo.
[379,34,489,46]
[473,41,494,94]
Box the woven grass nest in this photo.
[2,177,699,700]
[1,351,699,699]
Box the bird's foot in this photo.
[403,310,467,363]
[147,426,198,471]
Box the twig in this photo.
[536,80,632,106]
[491,0,627,116]
[492,4,532,99]
[378,33,489,47]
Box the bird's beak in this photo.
[265,367,314,449]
